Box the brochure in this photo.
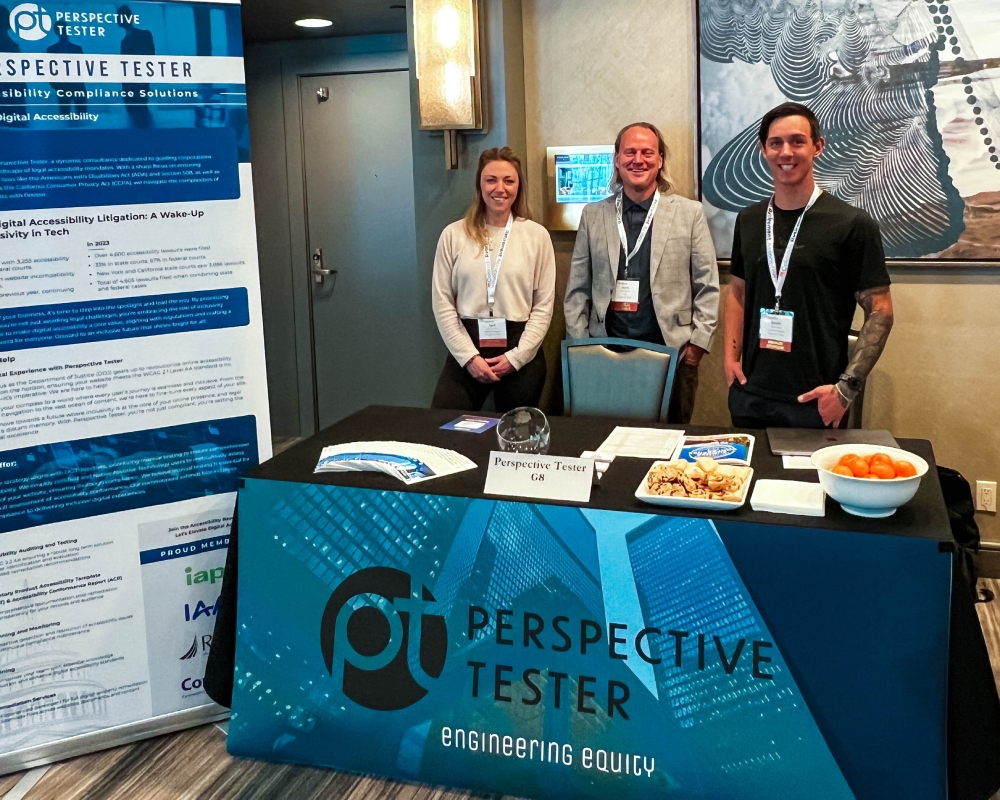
[672,434,756,466]
[441,415,500,433]
[315,442,477,485]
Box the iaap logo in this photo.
[320,567,446,711]
[9,3,52,41]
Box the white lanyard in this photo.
[615,191,660,278]
[765,185,822,310]
[484,214,514,315]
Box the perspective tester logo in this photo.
[10,3,52,41]
[320,567,447,712]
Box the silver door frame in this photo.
[278,50,410,436]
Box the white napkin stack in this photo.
[751,480,826,517]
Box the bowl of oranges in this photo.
[810,444,929,518]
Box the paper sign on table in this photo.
[484,452,594,503]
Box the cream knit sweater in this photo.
[431,217,556,370]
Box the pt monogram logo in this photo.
[320,567,447,711]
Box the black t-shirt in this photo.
[730,192,890,401]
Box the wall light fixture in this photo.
[413,0,483,168]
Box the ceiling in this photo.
[241,0,408,44]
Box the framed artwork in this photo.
[697,0,1000,261]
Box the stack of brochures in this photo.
[314,442,477,485]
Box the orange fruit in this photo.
[831,465,854,477]
[869,453,893,469]
[870,463,896,480]
[838,454,856,467]
[847,457,870,478]
[894,461,918,478]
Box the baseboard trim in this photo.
[977,542,1000,579]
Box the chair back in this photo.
[561,338,678,422]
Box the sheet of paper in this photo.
[592,427,684,460]
[782,455,817,470]
[315,442,477,485]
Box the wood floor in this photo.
[0,722,492,800]
[3,580,999,800]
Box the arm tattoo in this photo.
[840,286,893,401]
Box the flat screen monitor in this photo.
[554,152,614,205]
[545,145,615,231]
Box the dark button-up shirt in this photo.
[605,192,664,345]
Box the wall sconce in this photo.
[413,0,483,169]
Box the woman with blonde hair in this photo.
[431,147,556,412]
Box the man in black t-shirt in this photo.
[724,102,894,429]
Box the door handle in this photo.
[312,248,336,284]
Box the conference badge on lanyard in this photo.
[759,309,794,352]
[760,186,821,353]
[611,191,659,313]
[480,215,513,348]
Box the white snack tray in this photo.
[634,461,754,512]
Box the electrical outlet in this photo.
[977,481,997,513]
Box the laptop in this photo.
[767,428,899,457]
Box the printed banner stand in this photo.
[0,0,270,774]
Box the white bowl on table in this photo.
[810,444,929,518]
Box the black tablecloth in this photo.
[206,406,1000,799]
[246,406,952,542]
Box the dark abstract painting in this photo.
[699,0,1000,260]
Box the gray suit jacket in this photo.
[564,192,720,352]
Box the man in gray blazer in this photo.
[564,122,719,423]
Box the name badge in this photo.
[612,280,640,312]
[478,317,508,348]
[760,309,794,352]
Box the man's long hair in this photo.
[463,147,532,248]
[609,122,674,195]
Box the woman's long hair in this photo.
[609,122,674,195]
[463,147,532,248]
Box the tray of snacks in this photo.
[635,457,754,511]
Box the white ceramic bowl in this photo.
[810,444,929,518]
